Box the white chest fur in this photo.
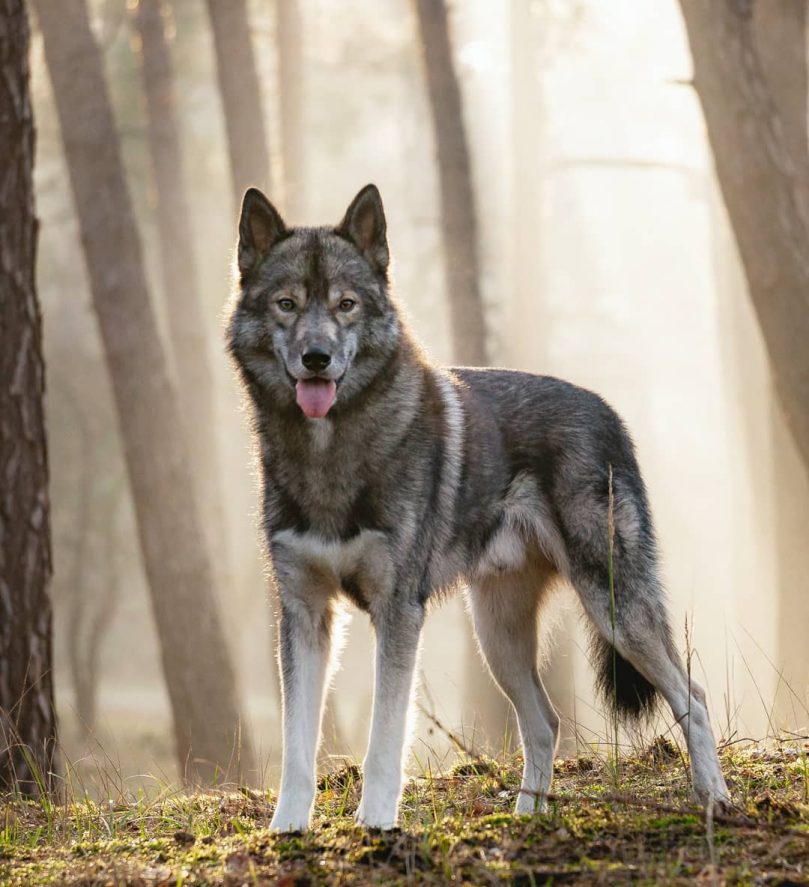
[271,528,394,599]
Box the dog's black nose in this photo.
[302,350,331,373]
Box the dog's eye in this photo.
[277,298,296,312]
[338,297,357,312]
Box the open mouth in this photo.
[294,377,337,419]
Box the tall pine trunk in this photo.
[133,0,231,586]
[679,0,809,472]
[750,0,809,720]
[277,0,305,220]
[413,0,487,366]
[0,0,57,796]
[206,0,270,206]
[34,0,254,784]
[679,0,809,706]
[413,0,509,749]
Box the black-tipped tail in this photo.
[592,635,658,721]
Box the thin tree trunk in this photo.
[277,0,305,220]
[745,1,809,712]
[206,0,270,206]
[413,0,508,750]
[133,0,231,587]
[34,0,254,784]
[680,0,809,709]
[679,0,809,471]
[413,0,487,366]
[0,0,57,796]
[508,0,575,751]
[64,399,95,733]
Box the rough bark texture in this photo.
[34,0,253,783]
[679,0,809,472]
[277,0,305,220]
[680,0,809,706]
[414,0,487,366]
[134,0,230,585]
[206,0,270,207]
[0,0,58,796]
[746,0,809,708]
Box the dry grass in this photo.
[1,741,807,886]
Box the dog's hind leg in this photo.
[579,578,730,806]
[567,489,730,807]
[469,564,560,814]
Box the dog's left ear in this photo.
[238,188,287,280]
[337,184,389,276]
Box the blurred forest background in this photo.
[3,0,808,795]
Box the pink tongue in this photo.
[296,378,337,418]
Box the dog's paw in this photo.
[514,789,548,816]
[269,808,310,833]
[355,797,398,830]
[700,790,734,818]
[693,777,732,816]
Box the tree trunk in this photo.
[508,0,576,752]
[33,0,254,784]
[679,0,809,709]
[679,0,809,472]
[413,0,487,366]
[64,399,96,733]
[133,0,231,588]
[206,0,270,207]
[0,0,58,797]
[752,0,809,717]
[413,0,508,750]
[277,0,305,220]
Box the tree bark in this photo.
[33,0,254,784]
[206,0,270,207]
[680,0,809,709]
[413,0,508,750]
[679,0,809,472]
[413,0,487,366]
[0,0,58,797]
[133,0,231,587]
[277,0,305,220]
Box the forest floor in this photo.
[1,741,807,886]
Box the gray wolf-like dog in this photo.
[226,184,730,832]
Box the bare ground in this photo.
[1,743,807,885]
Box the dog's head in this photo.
[227,185,400,419]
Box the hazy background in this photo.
[30,0,809,790]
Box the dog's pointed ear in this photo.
[337,184,389,275]
[238,188,286,279]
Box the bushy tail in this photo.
[591,634,658,722]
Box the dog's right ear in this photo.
[238,188,286,280]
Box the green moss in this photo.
[0,746,807,885]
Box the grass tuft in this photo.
[0,743,807,885]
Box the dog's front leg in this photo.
[269,591,333,833]
[357,601,424,829]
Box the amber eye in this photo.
[338,297,357,312]
[277,298,295,312]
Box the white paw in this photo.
[693,778,732,812]
[692,760,731,811]
[515,789,548,816]
[356,796,398,830]
[269,807,310,833]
